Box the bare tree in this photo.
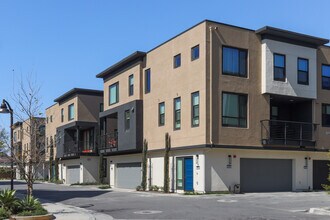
[2,76,46,196]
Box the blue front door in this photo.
[184,157,193,191]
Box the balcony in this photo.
[63,140,97,158]
[261,120,317,147]
[98,132,118,154]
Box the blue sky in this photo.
[0,0,330,128]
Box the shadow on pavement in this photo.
[0,180,40,186]
[16,189,110,203]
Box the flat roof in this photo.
[54,88,103,103]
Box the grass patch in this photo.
[184,191,203,195]
[16,207,48,216]
[70,182,99,186]
[205,191,231,195]
[98,185,111,189]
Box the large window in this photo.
[274,53,286,81]
[174,97,181,130]
[145,69,151,93]
[159,102,165,126]
[322,64,330,90]
[109,82,119,105]
[68,104,74,121]
[128,74,134,96]
[322,104,330,127]
[191,92,199,127]
[298,58,309,85]
[174,54,181,68]
[61,108,64,122]
[191,45,199,61]
[222,46,247,77]
[222,92,247,128]
[125,110,130,131]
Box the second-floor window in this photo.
[174,54,181,68]
[61,108,64,122]
[222,46,247,77]
[191,92,199,127]
[99,103,104,112]
[68,104,74,121]
[174,97,181,130]
[129,74,134,96]
[109,82,119,105]
[159,102,165,126]
[191,45,199,61]
[125,110,130,131]
[145,69,151,93]
[322,104,330,127]
[274,53,286,81]
[222,92,247,128]
[322,64,330,90]
[50,115,53,122]
[298,58,309,85]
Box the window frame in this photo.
[109,82,119,105]
[173,53,181,68]
[222,46,248,78]
[159,102,165,127]
[322,64,330,90]
[174,97,181,130]
[222,92,248,128]
[145,69,151,94]
[68,103,74,121]
[124,109,130,131]
[191,91,200,127]
[61,108,64,122]
[191,45,200,61]
[128,74,134,96]
[322,103,330,127]
[297,57,309,85]
[273,53,286,82]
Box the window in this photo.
[14,132,17,142]
[50,115,53,123]
[145,69,151,93]
[159,102,165,126]
[298,58,309,85]
[174,97,181,130]
[322,104,330,127]
[191,92,200,127]
[191,45,199,61]
[46,117,48,124]
[61,108,64,122]
[109,82,119,105]
[99,103,104,112]
[322,64,330,90]
[222,92,247,128]
[125,110,130,131]
[174,54,181,68]
[274,53,286,81]
[68,104,74,121]
[128,74,134,96]
[222,46,247,77]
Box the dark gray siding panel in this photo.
[240,158,292,192]
[313,160,329,190]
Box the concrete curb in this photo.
[308,207,330,216]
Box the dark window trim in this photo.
[61,108,64,122]
[173,53,181,68]
[273,53,286,82]
[222,45,248,78]
[174,97,181,130]
[191,45,200,61]
[128,74,134,96]
[322,103,330,127]
[297,57,309,85]
[221,91,248,128]
[322,64,330,90]
[124,109,130,131]
[158,102,165,127]
[109,82,119,105]
[68,103,74,121]
[145,68,151,94]
[191,91,199,127]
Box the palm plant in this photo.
[0,189,19,212]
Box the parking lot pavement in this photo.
[1,180,330,220]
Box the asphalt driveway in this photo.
[1,180,329,220]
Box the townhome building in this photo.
[13,122,23,179]
[46,88,103,184]
[96,20,330,193]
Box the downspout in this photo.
[209,26,217,148]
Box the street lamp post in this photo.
[0,99,14,190]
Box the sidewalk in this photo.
[43,202,114,220]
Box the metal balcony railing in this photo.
[63,140,96,157]
[99,132,118,152]
[261,120,317,147]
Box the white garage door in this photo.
[116,163,141,189]
[67,165,80,185]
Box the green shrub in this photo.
[149,185,159,191]
[0,207,10,219]
[98,185,111,189]
[16,207,48,216]
[17,196,43,213]
[70,182,98,186]
[136,185,142,191]
[0,189,19,212]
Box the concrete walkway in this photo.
[43,202,114,220]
